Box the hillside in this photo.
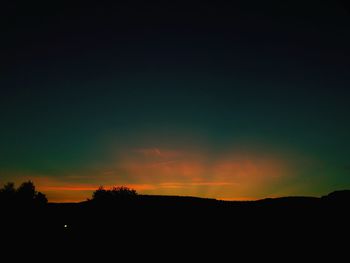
[1,190,349,258]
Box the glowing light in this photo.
[2,147,292,202]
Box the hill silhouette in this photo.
[1,182,349,257]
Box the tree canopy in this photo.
[92,186,137,202]
[0,181,47,206]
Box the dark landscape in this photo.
[2,1,350,257]
[2,182,349,249]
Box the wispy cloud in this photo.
[133,148,181,159]
[1,147,293,202]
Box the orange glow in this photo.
[105,147,291,200]
[0,147,293,202]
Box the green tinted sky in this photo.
[1,0,350,201]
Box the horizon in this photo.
[1,180,347,203]
[1,1,350,202]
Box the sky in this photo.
[1,0,350,202]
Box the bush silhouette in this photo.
[92,186,110,201]
[92,186,137,202]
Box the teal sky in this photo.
[1,0,350,201]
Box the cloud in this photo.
[111,147,291,199]
[133,148,181,159]
[1,147,293,202]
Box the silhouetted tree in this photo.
[16,181,36,203]
[91,186,137,203]
[34,192,48,205]
[0,181,47,206]
[111,186,137,197]
[0,182,16,203]
[92,186,111,202]
[2,182,16,193]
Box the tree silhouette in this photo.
[111,186,137,197]
[92,186,111,201]
[16,181,36,203]
[34,192,48,205]
[0,181,47,206]
[91,186,137,202]
[0,182,16,203]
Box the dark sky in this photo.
[1,0,350,201]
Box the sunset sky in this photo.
[1,1,350,202]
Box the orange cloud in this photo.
[111,147,291,200]
[1,147,293,202]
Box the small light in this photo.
[64,224,68,228]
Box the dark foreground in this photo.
[2,191,349,258]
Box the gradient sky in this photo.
[1,0,350,202]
